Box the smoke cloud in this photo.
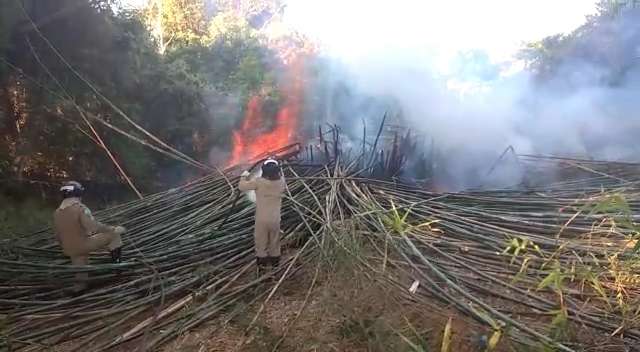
[306,5,640,190]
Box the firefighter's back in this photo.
[53,200,87,257]
[254,177,285,223]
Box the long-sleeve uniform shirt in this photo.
[239,175,286,258]
[53,197,118,257]
[238,176,286,224]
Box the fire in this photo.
[227,58,304,167]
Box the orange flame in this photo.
[227,58,304,166]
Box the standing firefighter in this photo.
[53,181,126,293]
[239,159,286,272]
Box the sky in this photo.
[282,0,599,68]
[122,0,640,183]
[124,1,599,60]
[124,0,600,73]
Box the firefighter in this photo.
[53,181,126,293]
[239,159,286,271]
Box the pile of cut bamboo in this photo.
[2,133,640,351]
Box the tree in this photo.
[0,0,306,197]
[0,1,177,191]
[520,1,640,86]
[143,0,208,54]
[214,0,284,29]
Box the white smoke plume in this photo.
[297,3,640,190]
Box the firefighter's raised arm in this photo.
[79,204,114,235]
[238,170,258,191]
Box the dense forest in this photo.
[0,0,638,201]
[0,0,317,200]
[2,2,640,351]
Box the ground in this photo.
[159,258,515,352]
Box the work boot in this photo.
[257,256,277,283]
[256,265,266,280]
[256,256,267,278]
[268,256,280,267]
[256,256,269,267]
[110,247,122,264]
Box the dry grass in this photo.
[160,246,515,352]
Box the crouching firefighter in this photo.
[53,181,126,293]
[239,159,286,275]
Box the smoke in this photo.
[204,88,245,166]
[305,5,640,191]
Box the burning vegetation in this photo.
[3,130,640,351]
[2,1,640,352]
[228,56,304,166]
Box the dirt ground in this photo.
[35,245,630,352]
[159,262,514,352]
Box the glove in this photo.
[114,226,127,235]
[241,171,250,178]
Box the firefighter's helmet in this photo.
[60,181,84,198]
[261,158,281,180]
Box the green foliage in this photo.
[518,34,568,80]
[0,194,53,236]
[576,267,611,307]
[502,236,544,264]
[216,0,283,29]
[605,254,640,322]
[143,0,208,53]
[0,147,9,177]
[0,0,292,195]
[440,317,452,352]
[0,1,22,77]
[537,262,568,294]
[583,193,640,252]
[383,200,413,235]
[381,199,441,238]
[587,193,632,217]
[486,329,502,352]
[548,308,569,341]
[207,11,253,43]
[520,0,640,85]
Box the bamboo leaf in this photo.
[550,308,569,340]
[533,243,544,257]
[401,206,413,223]
[416,220,440,228]
[441,317,453,352]
[485,329,502,352]
[538,270,558,291]
[468,304,499,330]
[511,256,530,284]
[587,273,609,303]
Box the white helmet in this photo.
[60,181,84,198]
[263,158,278,166]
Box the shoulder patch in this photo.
[82,206,93,219]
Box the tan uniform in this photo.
[53,198,122,291]
[239,176,285,259]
